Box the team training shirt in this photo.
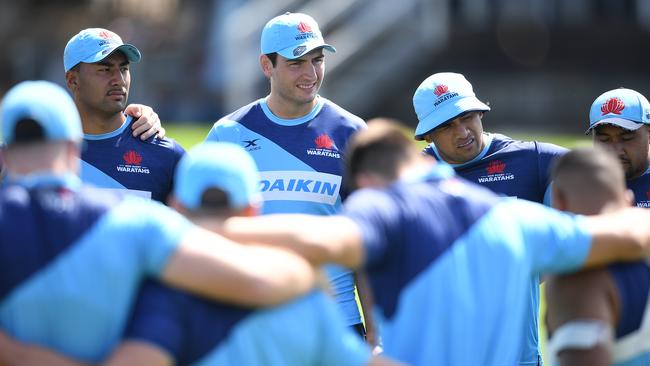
[126,280,371,365]
[80,115,185,202]
[206,96,365,326]
[0,174,193,362]
[627,166,650,208]
[607,260,650,366]
[344,164,592,366]
[424,132,568,365]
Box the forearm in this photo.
[0,331,87,366]
[222,214,364,268]
[582,209,649,268]
[162,228,316,306]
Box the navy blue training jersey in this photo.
[206,97,365,326]
[0,174,192,361]
[126,280,370,365]
[424,133,567,203]
[80,116,185,203]
[607,261,650,365]
[627,166,650,208]
[343,164,591,366]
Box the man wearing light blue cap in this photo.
[0,81,316,364]
[412,72,568,366]
[206,12,373,341]
[64,28,185,203]
[586,87,650,208]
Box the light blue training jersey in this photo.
[344,164,592,365]
[0,174,193,362]
[206,97,365,325]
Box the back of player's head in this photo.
[586,87,650,135]
[413,72,490,140]
[174,142,261,215]
[345,118,419,190]
[1,80,82,146]
[64,28,141,72]
[552,146,629,215]
[260,12,336,60]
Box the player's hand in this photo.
[124,104,166,140]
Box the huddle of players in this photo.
[0,10,649,366]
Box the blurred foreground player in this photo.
[546,146,650,366]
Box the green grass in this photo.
[165,122,588,363]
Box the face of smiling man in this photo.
[261,48,325,119]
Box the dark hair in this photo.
[345,118,417,191]
[265,53,278,67]
[188,187,237,217]
[12,118,45,144]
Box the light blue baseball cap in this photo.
[64,28,141,72]
[413,72,490,140]
[1,80,82,145]
[174,142,261,210]
[586,88,650,135]
[261,12,336,59]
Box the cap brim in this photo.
[414,97,490,140]
[81,43,142,65]
[277,40,336,60]
[585,117,644,135]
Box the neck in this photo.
[266,94,317,119]
[76,105,126,135]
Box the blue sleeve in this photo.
[499,200,592,274]
[536,142,567,203]
[205,119,242,142]
[315,292,372,366]
[106,197,194,276]
[343,188,401,268]
[124,280,186,359]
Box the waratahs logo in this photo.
[486,160,506,175]
[478,159,514,183]
[297,22,313,33]
[307,134,339,158]
[117,150,150,174]
[601,97,625,115]
[315,134,334,149]
[295,21,317,41]
[123,150,142,165]
[98,30,119,47]
[434,84,449,97]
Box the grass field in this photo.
[165,122,591,151]
[166,122,590,363]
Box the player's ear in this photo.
[65,70,79,92]
[260,54,273,78]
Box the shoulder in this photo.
[143,136,186,156]
[319,98,366,130]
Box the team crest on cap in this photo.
[98,30,115,40]
[601,97,625,115]
[434,84,449,97]
[297,22,313,33]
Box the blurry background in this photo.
[1,0,649,134]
